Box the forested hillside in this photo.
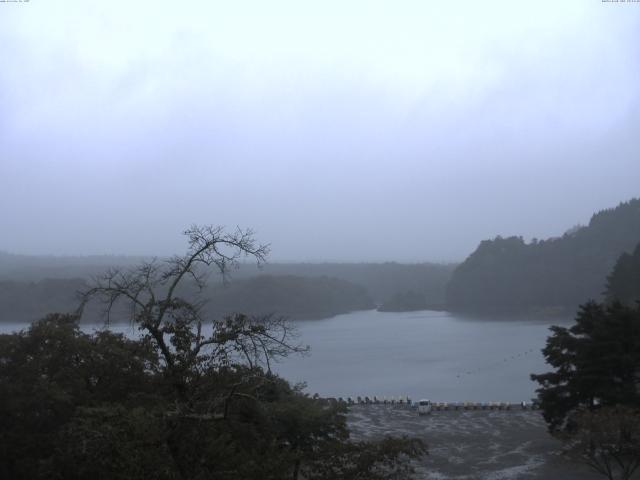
[0,278,86,323]
[446,198,640,313]
[234,262,456,305]
[0,254,454,314]
[200,275,374,319]
[377,290,441,312]
[0,275,374,323]
[606,241,640,305]
[0,252,144,281]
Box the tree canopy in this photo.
[565,406,640,480]
[0,225,425,480]
[378,290,433,312]
[606,242,640,306]
[447,198,640,313]
[531,301,640,432]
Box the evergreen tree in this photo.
[606,242,640,306]
[531,301,640,432]
[447,198,640,312]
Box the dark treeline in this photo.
[447,198,640,313]
[377,290,444,312]
[200,275,374,320]
[606,241,640,306]
[0,256,455,321]
[0,252,147,281]
[0,254,455,305]
[232,263,456,305]
[0,278,86,323]
[0,275,374,323]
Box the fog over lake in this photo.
[1,310,563,403]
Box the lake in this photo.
[0,309,568,403]
[273,310,566,403]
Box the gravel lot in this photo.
[347,405,603,480]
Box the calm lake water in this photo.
[1,309,568,403]
[273,310,566,403]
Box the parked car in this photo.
[417,399,432,415]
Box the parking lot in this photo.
[347,404,602,480]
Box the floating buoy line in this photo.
[455,348,538,379]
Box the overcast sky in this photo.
[1,1,639,262]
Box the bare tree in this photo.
[565,407,640,480]
[78,225,308,396]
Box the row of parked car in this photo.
[335,395,413,405]
[319,396,539,415]
[418,400,539,415]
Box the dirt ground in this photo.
[347,404,603,480]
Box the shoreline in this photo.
[347,404,600,480]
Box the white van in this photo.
[417,399,432,415]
